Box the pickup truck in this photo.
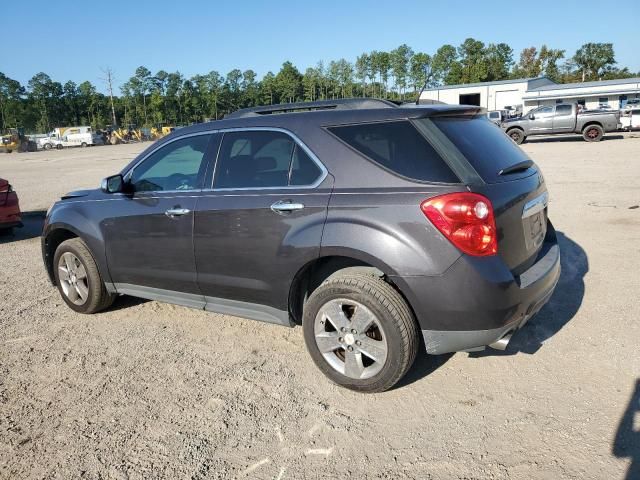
[501,103,621,144]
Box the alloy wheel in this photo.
[58,252,89,305]
[314,298,388,380]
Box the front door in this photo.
[103,133,215,301]
[552,104,575,132]
[194,129,332,320]
[528,106,554,133]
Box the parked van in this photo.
[39,126,95,150]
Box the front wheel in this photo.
[81,142,87,148]
[56,144,63,150]
[53,238,115,313]
[303,272,419,393]
[583,124,604,142]
[43,143,52,150]
[508,128,525,145]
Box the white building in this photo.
[420,76,640,113]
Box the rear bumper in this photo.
[391,224,561,354]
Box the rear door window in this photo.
[555,104,572,116]
[214,130,324,189]
[327,121,459,183]
[426,115,535,184]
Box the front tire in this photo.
[43,143,52,150]
[53,238,115,314]
[583,124,604,142]
[508,128,525,145]
[303,272,419,393]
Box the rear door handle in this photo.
[270,200,305,213]
[165,208,191,217]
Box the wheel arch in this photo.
[581,120,604,131]
[287,253,413,326]
[43,219,112,288]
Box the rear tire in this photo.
[53,238,115,314]
[583,124,604,142]
[81,142,87,148]
[303,272,419,393]
[56,144,63,150]
[508,128,525,145]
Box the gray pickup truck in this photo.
[502,103,621,144]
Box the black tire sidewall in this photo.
[53,240,100,313]
[303,279,412,392]
[509,129,524,144]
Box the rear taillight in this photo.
[420,192,498,256]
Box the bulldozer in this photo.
[0,128,37,153]
[106,125,148,145]
[150,125,175,140]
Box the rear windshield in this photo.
[426,115,534,183]
[327,120,459,183]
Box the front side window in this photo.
[214,130,323,189]
[535,106,553,117]
[130,134,212,192]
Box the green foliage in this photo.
[0,41,635,133]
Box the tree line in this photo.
[0,40,636,134]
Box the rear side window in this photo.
[428,116,534,184]
[327,121,459,183]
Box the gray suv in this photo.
[42,99,560,392]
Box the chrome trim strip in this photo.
[122,127,329,193]
[522,192,549,219]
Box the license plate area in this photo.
[522,192,549,251]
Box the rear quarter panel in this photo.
[321,187,462,276]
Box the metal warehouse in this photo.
[420,76,640,113]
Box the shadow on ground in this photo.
[0,210,46,243]
[471,231,587,357]
[614,379,640,480]
[398,231,587,389]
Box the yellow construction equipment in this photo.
[150,125,175,140]
[0,128,37,153]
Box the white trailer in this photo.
[39,126,95,150]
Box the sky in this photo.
[2,0,638,92]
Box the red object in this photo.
[0,178,22,229]
[421,192,497,256]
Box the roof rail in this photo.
[225,98,397,119]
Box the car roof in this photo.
[172,100,482,137]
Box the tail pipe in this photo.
[489,332,513,351]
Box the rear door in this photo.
[193,128,332,317]
[552,104,575,132]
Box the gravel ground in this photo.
[1,134,639,479]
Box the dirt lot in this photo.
[1,134,639,479]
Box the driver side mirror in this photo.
[528,113,535,120]
[101,174,124,194]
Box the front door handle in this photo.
[270,200,305,213]
[165,207,191,217]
